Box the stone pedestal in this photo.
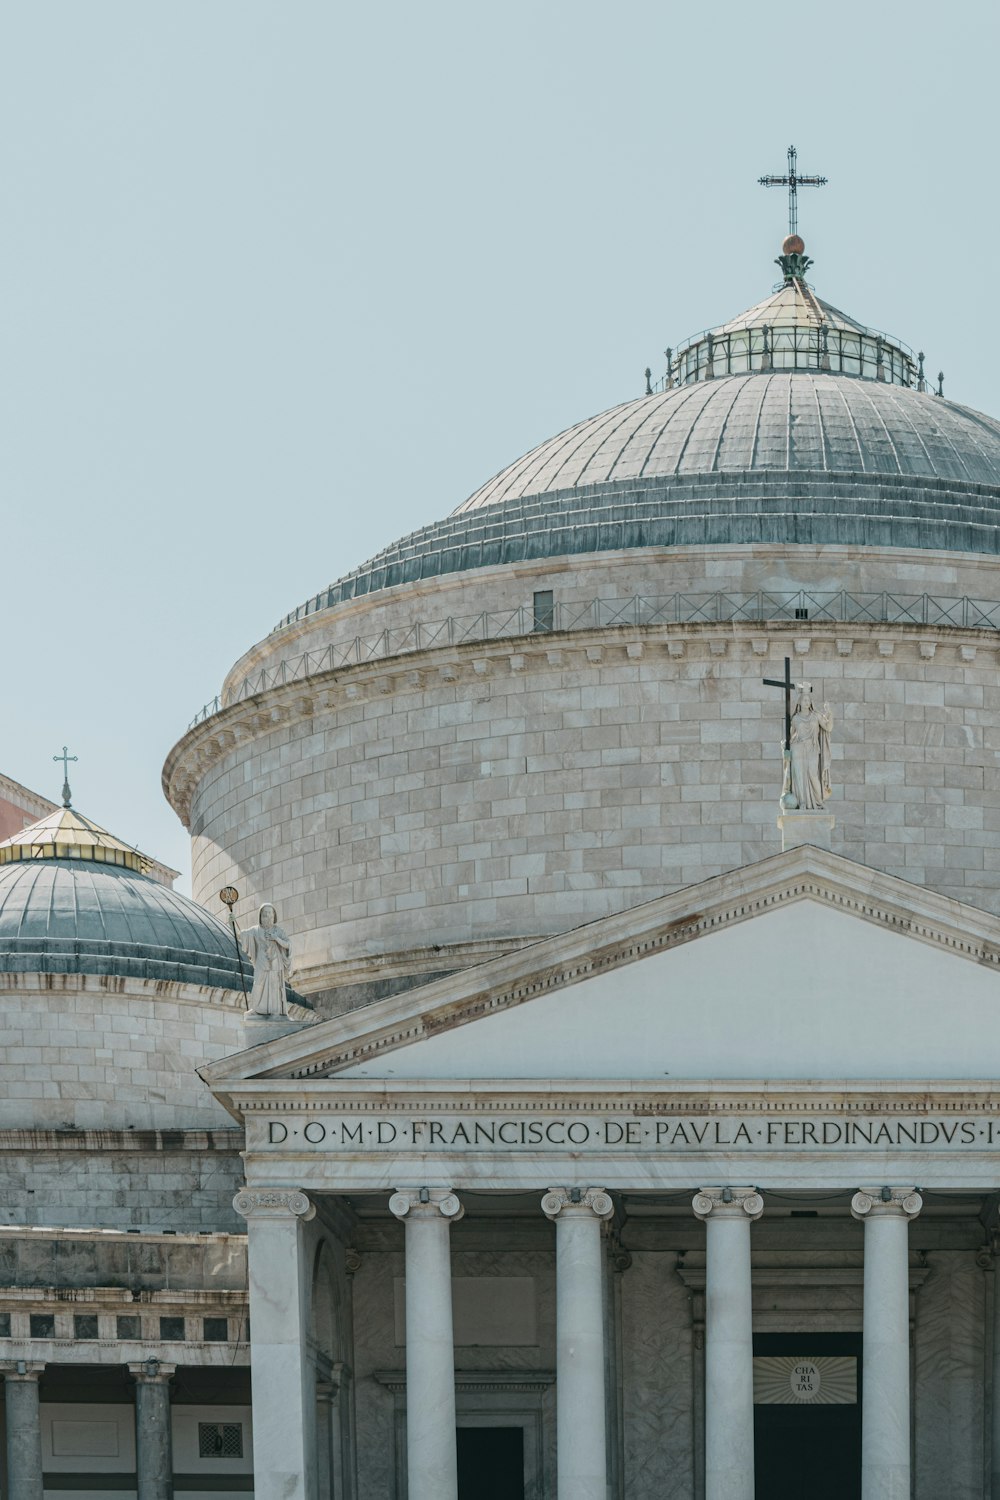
[234,1187,316,1500]
[2,1364,45,1500]
[692,1188,764,1500]
[389,1188,465,1500]
[129,1360,176,1500]
[777,810,835,851]
[851,1188,922,1500]
[542,1187,615,1500]
[242,1014,308,1047]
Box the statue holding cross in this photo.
[763,659,833,810]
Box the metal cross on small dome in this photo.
[759,145,827,239]
[53,745,78,808]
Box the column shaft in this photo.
[706,1215,754,1496]
[852,1189,921,1500]
[390,1190,464,1500]
[992,1256,1000,1499]
[132,1370,174,1500]
[234,1188,316,1500]
[4,1371,44,1500]
[692,1188,763,1500]
[542,1187,614,1500]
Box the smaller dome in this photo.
[0,859,249,990]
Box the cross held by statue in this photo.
[762,658,794,750]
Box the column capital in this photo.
[233,1187,316,1221]
[851,1188,922,1221]
[389,1187,464,1222]
[541,1186,614,1221]
[0,1361,45,1380]
[127,1360,177,1383]
[692,1187,763,1221]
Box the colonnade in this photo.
[0,1359,175,1500]
[234,1180,932,1500]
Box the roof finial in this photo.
[775,233,813,283]
[644,367,652,396]
[53,745,78,808]
[937,371,945,399]
[917,352,926,393]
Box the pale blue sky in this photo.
[3,1,997,888]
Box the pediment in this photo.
[202,847,1000,1094]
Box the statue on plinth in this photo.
[238,903,292,1018]
[781,683,833,810]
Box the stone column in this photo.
[851,1188,923,1500]
[692,1187,764,1500]
[128,1360,176,1500]
[234,1187,317,1500]
[316,1377,335,1500]
[991,1239,1000,1499]
[2,1363,45,1500]
[389,1188,465,1500]
[541,1186,615,1500]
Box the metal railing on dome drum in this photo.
[651,321,918,392]
[187,589,1000,728]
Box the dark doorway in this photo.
[457,1426,525,1500]
[754,1333,862,1500]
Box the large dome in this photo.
[456,375,1000,508]
[280,375,1000,627]
[0,858,247,989]
[167,241,1000,1007]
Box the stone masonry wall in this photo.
[0,976,247,1130]
[183,616,1000,1000]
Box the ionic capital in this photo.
[541,1187,614,1221]
[851,1188,922,1222]
[389,1188,464,1223]
[233,1188,316,1222]
[0,1361,45,1381]
[692,1187,764,1222]
[128,1360,177,1384]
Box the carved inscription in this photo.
[256,1114,1000,1153]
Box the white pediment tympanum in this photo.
[202,847,1000,1094]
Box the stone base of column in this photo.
[777,811,835,851]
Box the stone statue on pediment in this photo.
[238,903,292,1017]
[781,684,833,810]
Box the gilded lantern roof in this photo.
[0,805,152,872]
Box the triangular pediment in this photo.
[203,848,1000,1105]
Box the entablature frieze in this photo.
[233,1083,1000,1193]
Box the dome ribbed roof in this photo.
[277,373,1000,627]
[0,859,248,990]
[455,376,1000,510]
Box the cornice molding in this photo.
[0,971,250,1010]
[0,1128,244,1153]
[228,1084,1000,1115]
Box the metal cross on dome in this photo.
[53,745,78,808]
[759,145,828,238]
